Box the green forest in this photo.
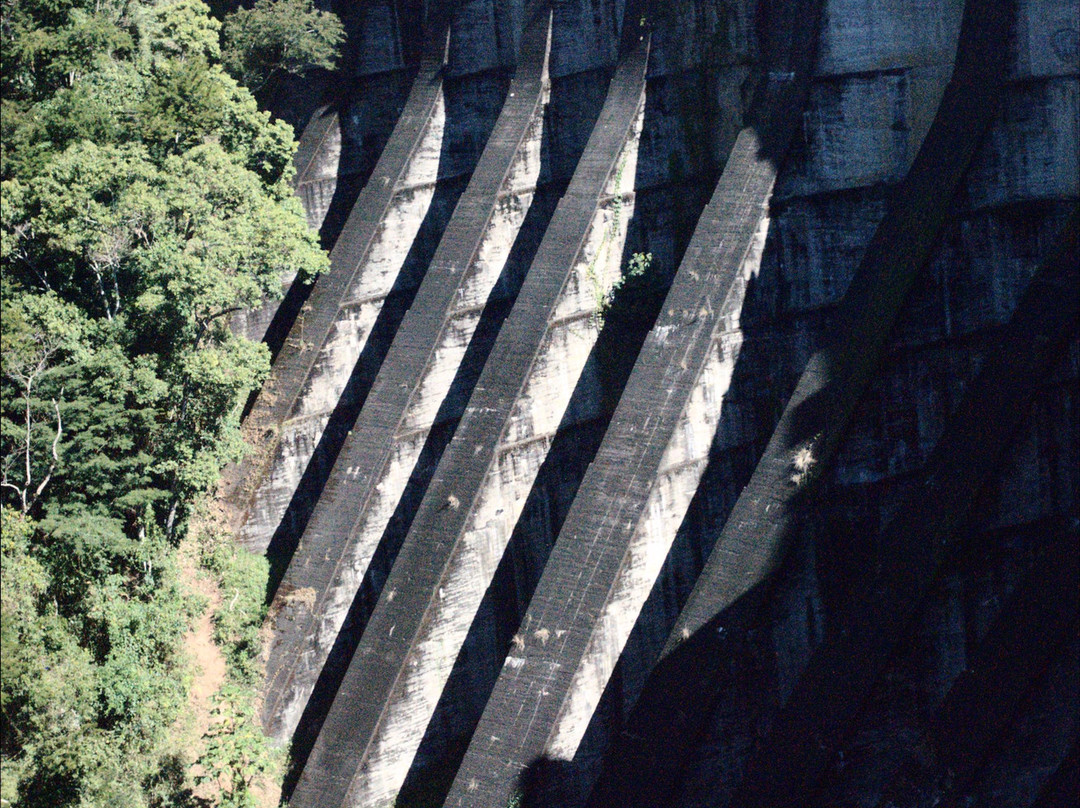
[0,1,342,804]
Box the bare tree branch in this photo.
[29,391,63,510]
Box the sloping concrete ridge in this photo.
[590,1,1027,803]
[260,6,555,746]
[292,105,343,234]
[219,22,452,553]
[443,2,826,804]
[729,208,1078,808]
[286,33,650,808]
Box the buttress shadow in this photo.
[277,18,569,798]
[263,58,512,600]
[395,42,728,808]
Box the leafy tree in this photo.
[196,685,276,808]
[0,291,86,513]
[221,0,344,92]
[1,0,339,802]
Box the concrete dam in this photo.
[221,1,1079,806]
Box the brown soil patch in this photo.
[180,504,283,808]
[181,548,228,740]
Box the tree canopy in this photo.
[1,1,338,804]
[222,0,344,93]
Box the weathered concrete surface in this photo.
[231,0,424,350]
[587,2,1021,803]
[293,106,343,234]
[442,1,825,803]
[814,0,964,76]
[218,28,450,553]
[662,200,1077,808]
[219,1,1076,804]
[662,5,1077,799]
[965,77,1078,211]
[727,209,1078,807]
[286,39,649,808]
[260,9,554,746]
[680,0,1015,688]
[655,9,1074,808]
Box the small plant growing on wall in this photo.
[593,251,653,329]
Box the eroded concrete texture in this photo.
[287,38,650,808]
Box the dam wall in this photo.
[219,1,1079,806]
[595,2,1077,806]
[286,36,651,808]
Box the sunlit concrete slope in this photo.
[287,38,650,808]
[260,7,554,746]
[442,1,825,804]
[292,105,342,235]
[218,24,451,552]
[588,2,1048,803]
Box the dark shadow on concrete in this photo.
[316,68,417,250]
[282,50,637,805]
[276,22,574,796]
[265,66,511,602]
[1032,737,1079,808]
[569,4,1039,804]
[847,519,1079,808]
[585,196,1076,807]
[394,44,726,808]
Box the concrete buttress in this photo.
[443,2,826,804]
[589,2,1029,803]
[219,21,451,552]
[286,34,650,808]
[260,7,554,745]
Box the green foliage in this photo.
[1,508,198,808]
[200,536,269,685]
[591,251,653,330]
[1,0,337,803]
[196,685,277,808]
[222,0,344,92]
[2,0,328,533]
